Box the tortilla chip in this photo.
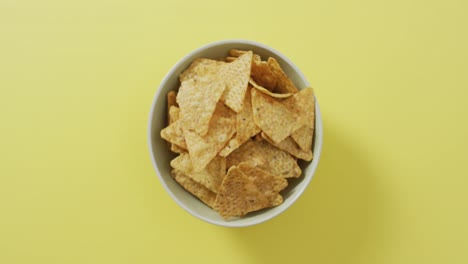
[226,139,301,178]
[237,163,287,205]
[250,78,293,98]
[184,101,236,171]
[219,86,260,157]
[167,106,186,153]
[284,88,315,151]
[213,166,272,219]
[171,169,216,208]
[219,51,253,112]
[167,91,178,124]
[179,58,225,83]
[171,153,226,193]
[177,73,226,136]
[160,119,187,149]
[267,57,299,94]
[262,132,313,161]
[251,88,305,143]
[251,60,277,91]
[225,56,237,62]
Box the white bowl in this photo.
[148,39,323,227]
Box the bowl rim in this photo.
[148,39,323,227]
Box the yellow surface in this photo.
[1,0,467,263]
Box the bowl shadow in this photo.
[227,120,389,263]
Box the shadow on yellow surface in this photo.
[228,120,391,263]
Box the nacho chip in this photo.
[160,119,186,149]
[251,88,305,143]
[262,132,313,161]
[177,73,226,136]
[171,169,217,208]
[267,57,299,94]
[219,51,253,112]
[250,78,293,98]
[171,153,226,193]
[167,106,186,153]
[167,91,178,124]
[179,58,225,83]
[251,60,277,91]
[283,88,315,152]
[220,86,260,157]
[184,102,236,171]
[226,139,301,178]
[213,167,285,219]
[225,56,237,62]
[237,162,288,205]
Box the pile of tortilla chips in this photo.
[161,49,315,219]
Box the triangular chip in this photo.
[171,153,226,193]
[219,51,253,112]
[251,60,277,91]
[250,78,293,98]
[213,167,286,219]
[251,88,305,143]
[262,132,313,161]
[226,139,301,178]
[267,57,299,94]
[171,169,216,208]
[184,102,236,171]
[167,91,178,124]
[167,106,186,153]
[237,162,288,205]
[179,58,225,83]
[160,119,186,150]
[283,88,315,152]
[219,86,261,157]
[177,73,226,136]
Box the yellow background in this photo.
[1,0,467,263]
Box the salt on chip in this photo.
[184,101,236,172]
[251,88,305,143]
[213,166,275,219]
[262,132,313,161]
[250,78,293,98]
[177,73,226,136]
[267,57,299,94]
[171,169,216,208]
[171,153,226,193]
[219,86,260,157]
[219,51,253,112]
[226,138,301,178]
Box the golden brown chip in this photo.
[226,139,301,178]
[283,88,315,152]
[167,91,178,124]
[229,49,247,57]
[267,57,299,94]
[219,86,260,157]
[249,78,293,98]
[167,106,186,153]
[237,163,288,205]
[225,56,237,62]
[160,119,187,149]
[171,153,226,193]
[251,60,277,91]
[184,102,236,171]
[179,58,225,83]
[251,88,305,143]
[262,132,313,161]
[171,169,216,208]
[219,51,253,112]
[177,73,226,136]
[213,166,272,219]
